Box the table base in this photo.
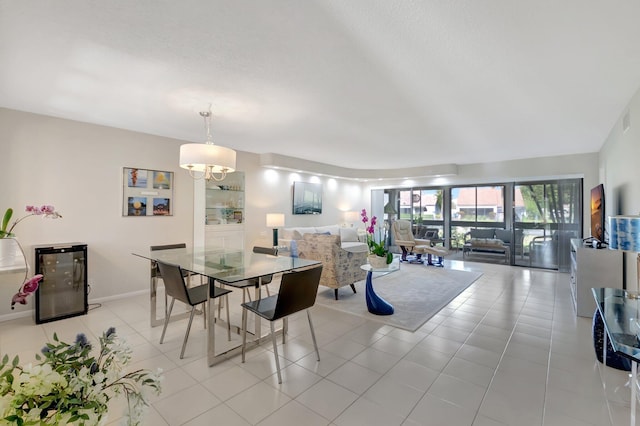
[365,271,394,315]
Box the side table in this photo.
[360,258,400,315]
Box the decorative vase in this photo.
[368,254,389,269]
[0,237,27,273]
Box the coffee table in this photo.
[360,258,400,315]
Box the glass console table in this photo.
[592,287,640,426]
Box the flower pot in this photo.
[0,238,27,273]
[368,254,389,269]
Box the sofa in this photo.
[463,228,518,264]
[280,224,368,254]
[296,233,368,300]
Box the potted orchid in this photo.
[0,204,62,309]
[1,205,62,239]
[361,209,393,268]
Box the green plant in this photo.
[0,328,162,425]
[0,205,62,239]
[361,209,393,264]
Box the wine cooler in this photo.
[34,243,88,324]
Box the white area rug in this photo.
[315,263,482,331]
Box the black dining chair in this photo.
[217,246,278,311]
[156,261,232,359]
[240,265,323,383]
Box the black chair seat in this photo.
[157,260,232,359]
[242,296,277,320]
[241,265,323,383]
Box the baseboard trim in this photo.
[0,289,149,323]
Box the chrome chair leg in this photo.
[307,310,320,361]
[180,307,197,359]
[225,294,231,341]
[271,322,282,384]
[282,317,288,344]
[160,298,176,344]
[241,307,248,362]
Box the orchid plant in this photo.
[1,205,62,239]
[361,209,393,264]
[1,204,62,309]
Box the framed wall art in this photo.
[292,181,322,215]
[122,167,174,216]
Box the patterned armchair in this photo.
[296,233,367,300]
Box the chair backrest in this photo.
[392,220,415,243]
[150,244,187,278]
[272,266,323,320]
[253,246,278,256]
[156,261,192,306]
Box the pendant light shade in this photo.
[179,109,236,181]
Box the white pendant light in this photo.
[180,109,236,182]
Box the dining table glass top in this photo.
[133,247,321,283]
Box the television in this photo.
[590,183,605,243]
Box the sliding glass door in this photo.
[512,179,582,270]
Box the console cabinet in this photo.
[570,238,622,317]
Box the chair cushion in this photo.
[494,229,511,244]
[470,228,496,239]
[469,238,504,248]
[340,227,359,242]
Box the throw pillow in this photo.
[470,228,495,239]
[495,229,511,244]
[340,227,359,242]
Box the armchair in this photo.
[391,220,448,266]
[296,233,367,300]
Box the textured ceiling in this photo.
[1,1,640,171]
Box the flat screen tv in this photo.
[590,183,605,242]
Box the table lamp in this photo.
[266,213,285,247]
[609,215,640,297]
[344,211,360,227]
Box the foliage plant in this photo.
[361,209,393,264]
[0,328,162,425]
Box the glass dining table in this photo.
[133,247,321,366]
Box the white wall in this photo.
[0,108,194,318]
[0,106,602,320]
[599,86,640,290]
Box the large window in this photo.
[451,186,504,222]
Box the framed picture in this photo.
[123,167,174,216]
[292,181,322,215]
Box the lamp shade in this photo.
[179,143,236,173]
[384,201,397,215]
[266,213,285,228]
[344,211,360,223]
[609,215,640,251]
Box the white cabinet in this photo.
[570,238,623,317]
[194,172,245,250]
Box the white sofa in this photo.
[280,225,368,254]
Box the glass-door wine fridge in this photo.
[34,243,88,324]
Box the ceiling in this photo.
[1,1,640,172]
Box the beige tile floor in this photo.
[0,260,636,425]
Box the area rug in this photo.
[315,264,482,332]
